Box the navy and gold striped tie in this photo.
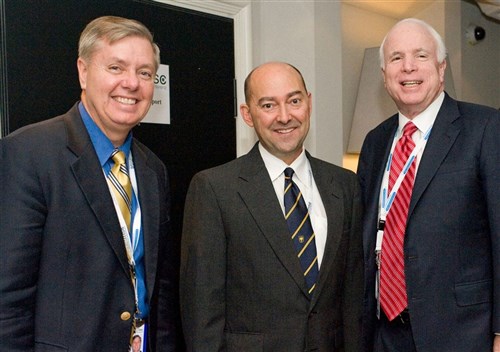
[108,149,132,231]
[284,167,319,295]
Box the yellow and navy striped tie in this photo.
[284,167,319,295]
[108,149,132,231]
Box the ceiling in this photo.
[341,0,438,19]
[342,0,500,20]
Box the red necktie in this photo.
[380,121,418,321]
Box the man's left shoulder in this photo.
[308,155,358,192]
[309,155,356,178]
[132,139,165,167]
[450,96,500,121]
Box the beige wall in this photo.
[459,1,500,108]
[341,5,395,154]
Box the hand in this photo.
[494,335,500,352]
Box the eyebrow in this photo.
[108,57,155,70]
[388,48,429,57]
[256,90,304,105]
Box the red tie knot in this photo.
[402,122,418,138]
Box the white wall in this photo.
[248,0,343,164]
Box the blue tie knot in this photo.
[284,167,294,179]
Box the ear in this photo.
[381,68,387,87]
[77,58,88,90]
[438,59,447,84]
[307,92,312,113]
[240,104,254,128]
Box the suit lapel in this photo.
[65,106,131,277]
[409,96,461,216]
[308,157,343,304]
[132,144,160,302]
[237,146,309,296]
[363,117,398,255]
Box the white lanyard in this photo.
[106,153,142,316]
[375,125,432,254]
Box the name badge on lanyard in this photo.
[130,320,147,352]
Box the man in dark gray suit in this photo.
[180,61,364,351]
[358,18,500,352]
[0,16,180,351]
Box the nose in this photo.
[402,57,417,73]
[276,103,292,124]
[122,71,140,90]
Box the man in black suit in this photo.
[180,61,364,351]
[358,18,500,352]
[0,16,180,351]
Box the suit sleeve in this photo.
[180,172,227,351]
[342,174,365,352]
[153,162,184,351]
[0,136,44,351]
[482,111,500,332]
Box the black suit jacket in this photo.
[0,104,181,351]
[180,144,364,351]
[358,94,500,351]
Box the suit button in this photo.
[120,311,132,321]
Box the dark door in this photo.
[0,0,235,332]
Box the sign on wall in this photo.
[142,64,170,124]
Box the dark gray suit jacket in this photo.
[180,144,364,351]
[358,93,500,351]
[0,104,180,351]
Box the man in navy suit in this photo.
[0,16,180,351]
[358,18,500,351]
[180,62,364,351]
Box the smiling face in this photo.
[240,62,312,165]
[382,21,446,118]
[77,35,156,146]
[131,335,141,352]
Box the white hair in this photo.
[379,18,447,69]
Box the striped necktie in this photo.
[108,149,132,231]
[380,122,418,320]
[284,167,319,296]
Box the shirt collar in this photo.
[79,102,132,167]
[258,143,308,184]
[398,91,444,135]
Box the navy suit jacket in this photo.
[180,144,364,351]
[358,93,500,351]
[0,104,181,351]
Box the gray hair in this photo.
[379,18,447,69]
[78,16,160,71]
